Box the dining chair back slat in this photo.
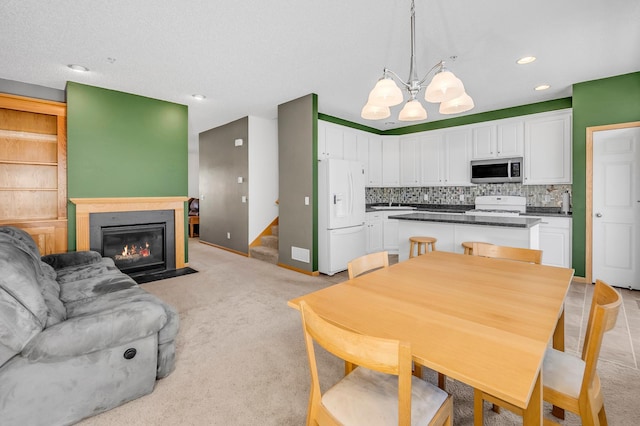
[471,242,542,264]
[348,251,389,279]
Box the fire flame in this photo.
[120,242,150,258]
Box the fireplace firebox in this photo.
[90,210,176,278]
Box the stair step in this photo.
[271,225,278,236]
[250,246,279,264]
[261,235,278,249]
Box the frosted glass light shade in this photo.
[439,92,475,114]
[425,70,465,103]
[368,78,403,107]
[361,103,391,120]
[398,100,427,121]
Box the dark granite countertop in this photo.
[366,204,572,218]
[387,212,542,228]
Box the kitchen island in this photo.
[390,212,541,261]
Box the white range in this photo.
[465,195,527,217]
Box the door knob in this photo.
[595,212,603,217]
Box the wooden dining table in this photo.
[288,250,574,425]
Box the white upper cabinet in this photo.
[356,132,369,184]
[471,119,523,159]
[400,136,421,186]
[497,120,524,157]
[524,110,572,185]
[342,130,358,161]
[444,128,472,185]
[382,137,400,186]
[420,128,472,186]
[419,132,445,186]
[368,136,383,186]
[318,121,344,159]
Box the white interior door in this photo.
[593,127,640,289]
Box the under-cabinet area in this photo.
[0,93,68,254]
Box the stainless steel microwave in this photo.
[470,157,523,184]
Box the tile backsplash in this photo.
[366,184,572,208]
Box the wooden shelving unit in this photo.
[0,93,68,254]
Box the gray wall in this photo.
[199,117,249,253]
[0,78,65,102]
[278,94,317,272]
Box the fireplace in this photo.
[90,210,176,277]
[71,197,188,273]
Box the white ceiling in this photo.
[1,0,639,139]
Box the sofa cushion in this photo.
[22,301,167,361]
[53,257,121,285]
[0,243,47,360]
[0,227,66,328]
[41,250,103,270]
[0,226,41,258]
[59,272,138,303]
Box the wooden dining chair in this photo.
[474,280,622,426]
[471,242,542,264]
[299,301,453,426]
[347,251,389,279]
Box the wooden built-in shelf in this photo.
[0,93,68,254]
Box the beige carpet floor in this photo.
[79,240,640,425]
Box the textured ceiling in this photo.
[1,0,639,139]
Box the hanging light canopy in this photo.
[361,0,474,122]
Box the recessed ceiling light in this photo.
[192,94,206,100]
[516,56,536,65]
[534,84,551,91]
[68,64,89,72]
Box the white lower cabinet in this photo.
[382,211,415,253]
[523,216,572,267]
[366,212,383,253]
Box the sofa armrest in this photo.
[41,251,103,270]
[21,301,167,361]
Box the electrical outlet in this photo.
[304,196,309,205]
[227,232,231,239]
[423,193,429,201]
[459,194,465,201]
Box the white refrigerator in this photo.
[318,159,366,275]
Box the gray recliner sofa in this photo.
[0,226,179,425]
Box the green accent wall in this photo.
[66,82,189,258]
[571,72,640,277]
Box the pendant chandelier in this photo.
[361,0,474,122]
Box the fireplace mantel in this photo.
[71,197,188,268]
